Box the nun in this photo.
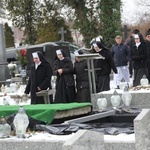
[131,34,148,86]
[53,49,76,103]
[24,51,53,104]
[93,42,117,92]
[74,50,91,103]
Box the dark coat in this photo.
[95,49,117,76]
[25,62,52,104]
[145,40,150,63]
[131,42,147,69]
[74,60,91,102]
[53,57,76,103]
[53,57,75,87]
[145,40,150,82]
[110,43,131,67]
[131,42,148,86]
[94,49,117,92]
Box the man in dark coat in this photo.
[24,51,52,104]
[74,50,91,103]
[93,41,117,92]
[53,49,76,103]
[145,29,150,82]
[110,35,131,88]
[131,34,148,87]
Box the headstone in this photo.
[134,109,150,150]
[121,25,130,41]
[63,130,104,150]
[0,24,9,81]
[58,27,67,41]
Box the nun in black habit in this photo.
[24,51,53,104]
[131,34,148,87]
[74,50,91,103]
[53,49,76,103]
[93,42,117,92]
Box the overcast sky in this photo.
[121,0,150,25]
[1,0,150,26]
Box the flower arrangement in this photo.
[7,62,17,73]
[17,49,28,68]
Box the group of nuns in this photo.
[24,39,116,104]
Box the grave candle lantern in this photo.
[13,106,29,138]
[140,75,149,86]
[121,86,132,106]
[110,90,121,109]
[97,93,108,112]
[119,78,128,90]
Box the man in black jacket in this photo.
[145,29,150,82]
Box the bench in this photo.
[36,89,55,104]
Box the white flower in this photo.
[7,63,16,69]
[7,63,17,73]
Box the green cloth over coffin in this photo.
[0,102,92,124]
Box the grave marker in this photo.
[122,25,130,41]
[0,24,9,81]
[58,27,67,41]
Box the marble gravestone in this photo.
[0,24,9,81]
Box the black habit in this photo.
[25,59,52,104]
[131,42,148,86]
[53,57,76,103]
[93,42,117,93]
[74,59,91,103]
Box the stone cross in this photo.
[0,24,8,81]
[58,27,67,41]
[121,25,130,41]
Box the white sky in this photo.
[121,0,150,25]
[1,0,150,26]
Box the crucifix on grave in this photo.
[76,53,105,94]
[121,25,130,41]
[58,27,67,41]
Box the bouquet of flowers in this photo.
[7,62,17,73]
[17,49,28,68]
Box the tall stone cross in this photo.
[121,25,130,41]
[0,24,8,81]
[58,27,67,41]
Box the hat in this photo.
[133,29,139,34]
[145,29,150,36]
[56,50,62,55]
[134,34,139,39]
[32,52,39,58]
